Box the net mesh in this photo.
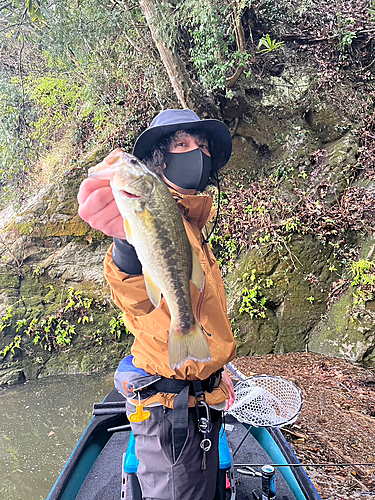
[228,375,302,427]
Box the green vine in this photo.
[349,259,375,309]
[239,269,273,319]
[0,306,13,333]
[0,335,22,358]
[109,313,130,341]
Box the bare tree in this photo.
[138,0,202,111]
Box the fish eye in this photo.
[129,158,137,164]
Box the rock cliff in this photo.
[1,11,375,384]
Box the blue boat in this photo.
[47,388,321,500]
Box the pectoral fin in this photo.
[191,247,205,292]
[123,219,133,245]
[144,271,162,308]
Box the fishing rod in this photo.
[235,462,375,468]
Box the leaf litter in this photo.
[229,352,375,499]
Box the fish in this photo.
[88,148,212,370]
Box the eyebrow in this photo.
[170,131,209,146]
[170,131,190,145]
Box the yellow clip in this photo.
[128,394,151,423]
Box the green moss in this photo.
[0,271,20,291]
[39,338,131,377]
[13,215,105,240]
[309,284,375,366]
[305,106,351,142]
[226,234,334,355]
[44,288,57,304]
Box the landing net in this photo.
[228,375,302,427]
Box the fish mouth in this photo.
[116,174,145,199]
[120,189,141,199]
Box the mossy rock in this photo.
[0,269,20,292]
[224,136,262,187]
[304,104,352,143]
[5,145,109,243]
[235,311,279,356]
[309,235,375,367]
[309,290,375,366]
[0,259,132,382]
[226,234,335,355]
[306,132,358,206]
[0,367,25,386]
[39,338,131,377]
[256,66,311,112]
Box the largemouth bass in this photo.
[89,149,212,369]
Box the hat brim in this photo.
[133,119,232,171]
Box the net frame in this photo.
[228,375,303,428]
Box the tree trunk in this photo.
[138,0,201,111]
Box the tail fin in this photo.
[169,321,212,370]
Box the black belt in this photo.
[151,369,222,395]
[151,370,222,461]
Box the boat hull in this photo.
[47,389,320,500]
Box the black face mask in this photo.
[164,149,212,192]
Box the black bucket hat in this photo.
[133,109,232,171]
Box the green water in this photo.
[0,372,115,500]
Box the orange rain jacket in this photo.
[104,191,237,408]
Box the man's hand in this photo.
[222,370,235,410]
[77,177,126,239]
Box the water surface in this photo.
[0,372,115,500]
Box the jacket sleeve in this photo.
[104,243,154,317]
[112,238,142,275]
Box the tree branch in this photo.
[0,23,20,33]
[138,0,201,111]
[0,235,24,270]
[226,5,246,89]
[123,30,149,56]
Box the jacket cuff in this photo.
[112,238,143,275]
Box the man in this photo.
[78,109,236,500]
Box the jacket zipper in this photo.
[196,277,206,327]
[196,241,208,328]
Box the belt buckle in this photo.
[197,400,212,434]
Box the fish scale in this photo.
[132,190,193,321]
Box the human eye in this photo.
[199,143,210,153]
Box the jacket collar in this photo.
[169,189,214,231]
